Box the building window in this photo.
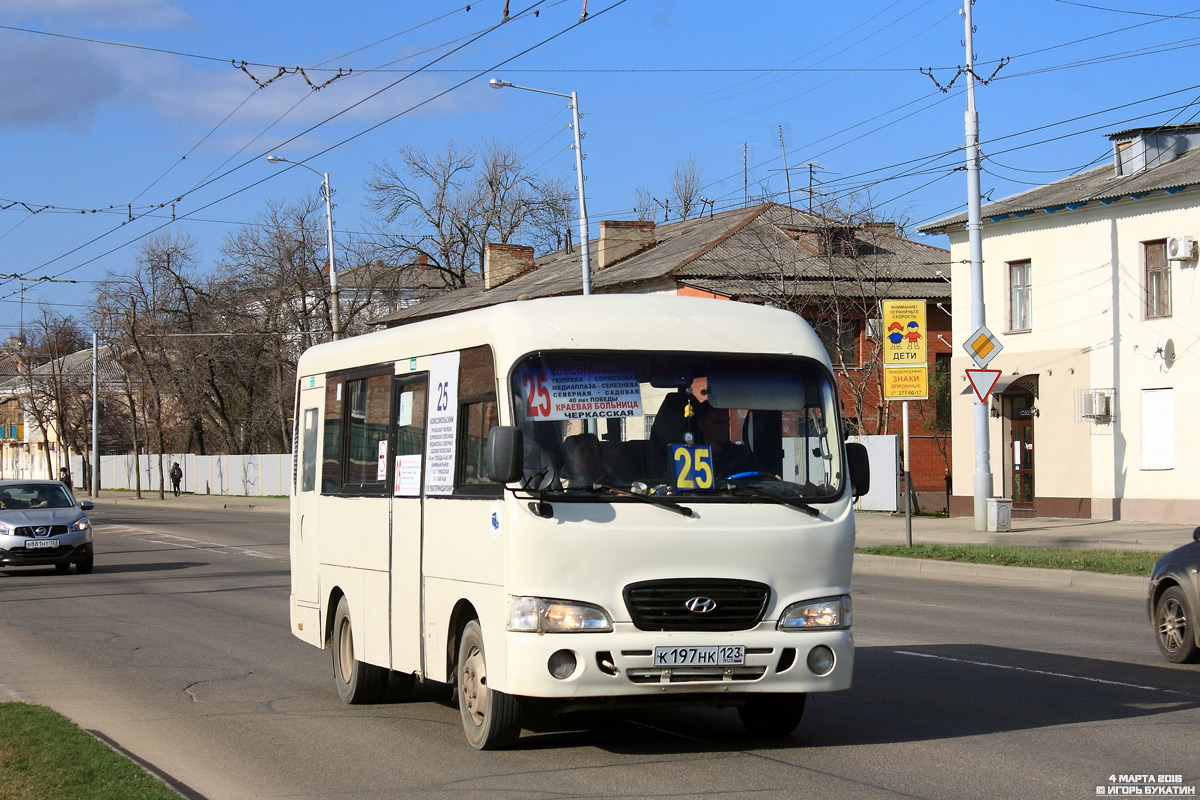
[1145,240,1171,319]
[816,320,859,367]
[1009,260,1031,332]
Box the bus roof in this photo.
[297,294,828,378]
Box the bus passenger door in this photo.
[390,374,428,675]
[293,382,324,606]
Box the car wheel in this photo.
[1155,586,1200,663]
[737,693,807,736]
[457,620,521,750]
[331,596,386,704]
[55,562,71,573]
[75,554,94,575]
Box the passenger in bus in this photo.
[562,432,619,488]
[695,401,770,479]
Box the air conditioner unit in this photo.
[1167,236,1196,261]
[1081,390,1110,419]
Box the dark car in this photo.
[0,480,95,574]
[1148,526,1200,663]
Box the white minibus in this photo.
[290,294,869,749]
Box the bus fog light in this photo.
[548,650,578,680]
[806,645,835,676]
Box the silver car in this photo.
[0,480,95,574]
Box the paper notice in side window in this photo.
[395,454,421,496]
[519,366,642,421]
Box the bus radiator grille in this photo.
[623,579,770,632]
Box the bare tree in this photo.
[366,139,575,287]
[12,307,89,478]
[669,155,704,221]
[633,185,656,222]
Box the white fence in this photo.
[93,453,293,497]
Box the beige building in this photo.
[920,125,1200,523]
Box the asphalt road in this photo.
[0,503,1196,800]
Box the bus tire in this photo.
[331,596,386,704]
[457,620,521,749]
[737,692,806,737]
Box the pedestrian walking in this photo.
[170,462,183,497]
[58,466,72,491]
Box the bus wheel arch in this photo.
[330,593,387,704]
[456,618,522,749]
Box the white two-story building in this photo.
[920,125,1200,524]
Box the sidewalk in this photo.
[852,511,1194,594]
[87,489,289,514]
[853,511,1194,552]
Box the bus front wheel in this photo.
[331,596,386,704]
[457,620,521,749]
[737,692,806,737]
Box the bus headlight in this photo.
[777,595,851,630]
[507,596,613,633]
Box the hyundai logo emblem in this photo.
[684,596,717,614]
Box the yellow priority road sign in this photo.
[881,299,928,366]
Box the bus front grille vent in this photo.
[623,579,770,632]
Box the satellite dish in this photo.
[1162,339,1176,366]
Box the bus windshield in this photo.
[510,351,846,501]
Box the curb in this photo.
[90,494,288,515]
[853,553,1150,594]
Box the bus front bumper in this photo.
[501,624,853,702]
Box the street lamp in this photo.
[266,155,341,340]
[489,78,591,296]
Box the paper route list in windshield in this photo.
[520,367,643,421]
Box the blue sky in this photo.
[2,0,1198,332]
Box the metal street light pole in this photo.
[266,156,341,340]
[489,78,591,296]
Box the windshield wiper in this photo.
[726,486,821,517]
[583,484,693,517]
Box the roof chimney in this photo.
[483,243,535,290]
[862,221,895,237]
[598,220,655,269]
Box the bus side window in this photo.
[301,408,319,493]
[456,399,499,491]
[454,344,500,495]
[323,381,343,493]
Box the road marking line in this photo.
[895,650,1197,698]
[93,525,285,561]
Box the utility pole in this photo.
[964,0,993,531]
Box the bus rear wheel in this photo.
[737,692,806,737]
[457,620,521,749]
[331,596,386,704]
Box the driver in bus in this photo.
[562,432,619,488]
[694,401,770,479]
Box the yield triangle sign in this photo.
[965,369,1002,403]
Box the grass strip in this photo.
[855,544,1161,576]
[0,704,180,800]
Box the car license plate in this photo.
[653,645,745,667]
[25,539,59,550]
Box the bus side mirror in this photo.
[846,442,870,499]
[486,426,524,484]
